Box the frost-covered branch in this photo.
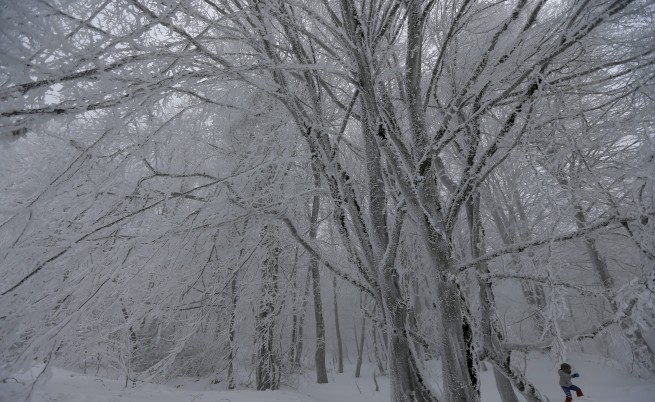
[503,299,637,353]
[278,215,374,297]
[457,214,642,272]
[1,177,230,295]
[483,272,611,298]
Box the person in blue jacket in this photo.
[558,363,584,401]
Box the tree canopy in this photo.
[1,1,654,401]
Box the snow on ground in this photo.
[1,353,654,402]
[519,352,655,402]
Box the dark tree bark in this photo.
[333,276,344,374]
[255,228,281,391]
[292,271,311,370]
[309,166,328,384]
[227,275,238,389]
[354,294,366,379]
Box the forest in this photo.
[1,1,654,401]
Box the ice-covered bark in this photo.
[256,228,281,391]
[378,210,439,402]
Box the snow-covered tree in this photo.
[1,1,654,402]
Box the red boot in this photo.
[576,389,584,397]
[565,397,572,402]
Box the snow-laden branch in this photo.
[484,272,612,298]
[503,299,637,353]
[278,216,374,297]
[456,214,643,272]
[0,55,143,100]
[1,177,231,296]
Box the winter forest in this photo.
[0,0,654,401]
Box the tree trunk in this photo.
[382,294,436,402]
[432,276,478,402]
[574,207,614,288]
[468,197,520,402]
[511,190,548,326]
[372,313,386,375]
[416,222,478,402]
[355,294,366,378]
[310,253,328,383]
[488,197,546,334]
[468,195,544,402]
[227,275,237,389]
[574,206,655,373]
[293,271,311,369]
[333,276,344,374]
[493,368,519,402]
[309,166,328,384]
[372,211,438,402]
[290,253,299,371]
[256,228,280,391]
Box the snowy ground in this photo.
[1,353,654,402]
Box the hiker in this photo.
[558,363,584,401]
